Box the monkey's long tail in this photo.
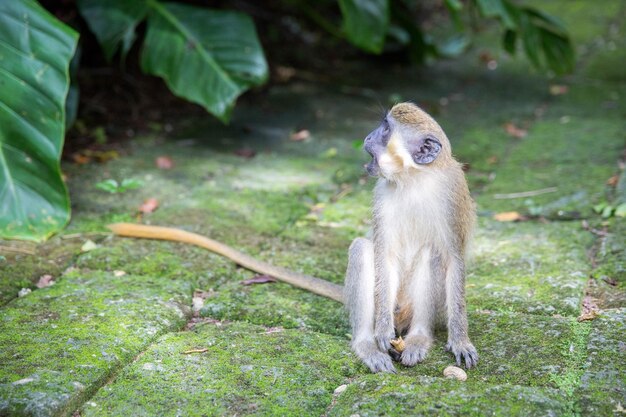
[107,223,344,303]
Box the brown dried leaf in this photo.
[577,296,600,322]
[606,175,619,187]
[156,156,174,170]
[493,211,523,222]
[275,66,296,82]
[36,274,55,288]
[549,84,569,95]
[72,153,91,165]
[290,129,310,141]
[577,310,600,322]
[139,198,159,214]
[241,275,277,285]
[504,122,527,139]
[234,148,256,159]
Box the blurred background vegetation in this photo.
[1,0,575,241]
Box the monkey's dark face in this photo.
[363,107,443,178]
[364,118,391,176]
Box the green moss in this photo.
[476,118,623,215]
[468,219,592,316]
[328,375,571,417]
[81,321,360,417]
[576,309,626,415]
[0,270,190,417]
[0,238,83,306]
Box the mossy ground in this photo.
[1,1,625,415]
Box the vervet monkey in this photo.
[344,102,477,373]
[108,102,476,374]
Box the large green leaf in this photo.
[141,1,268,122]
[0,0,78,241]
[77,0,148,61]
[339,0,389,54]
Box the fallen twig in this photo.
[181,348,209,354]
[493,187,558,199]
[0,245,36,255]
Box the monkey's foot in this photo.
[353,340,396,373]
[363,351,396,373]
[445,340,479,368]
[400,335,432,367]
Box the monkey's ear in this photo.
[410,137,442,164]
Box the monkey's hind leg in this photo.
[345,238,395,373]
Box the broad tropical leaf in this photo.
[141,2,268,122]
[77,0,148,61]
[0,0,78,241]
[339,0,389,54]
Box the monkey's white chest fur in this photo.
[374,173,452,265]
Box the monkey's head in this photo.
[364,102,452,179]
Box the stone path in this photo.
[1,2,625,416]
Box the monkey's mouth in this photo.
[365,158,380,176]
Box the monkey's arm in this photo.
[107,223,344,303]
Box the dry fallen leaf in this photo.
[290,129,310,141]
[577,310,600,322]
[72,153,91,165]
[577,296,600,322]
[234,148,256,159]
[493,211,523,222]
[275,65,297,82]
[549,84,569,95]
[155,156,174,169]
[36,274,55,288]
[241,275,277,285]
[139,198,159,214]
[81,240,98,252]
[504,122,527,139]
[113,270,126,277]
[606,175,619,187]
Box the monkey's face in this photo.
[364,103,443,179]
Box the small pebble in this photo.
[334,384,348,394]
[18,288,31,297]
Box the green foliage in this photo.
[77,0,148,61]
[339,0,389,53]
[142,2,268,122]
[94,179,144,194]
[338,0,574,74]
[472,0,575,75]
[0,0,77,241]
[593,202,626,218]
[77,0,268,122]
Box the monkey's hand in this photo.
[374,324,395,353]
[445,339,479,369]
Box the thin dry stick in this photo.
[493,187,558,199]
[181,348,209,354]
[0,245,36,255]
